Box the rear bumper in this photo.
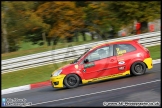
[143,58,153,69]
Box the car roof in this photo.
[91,39,139,50]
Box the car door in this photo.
[80,45,117,80]
[103,45,118,75]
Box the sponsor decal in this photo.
[92,78,98,81]
[75,65,78,69]
[118,61,125,64]
[92,73,126,81]
[116,48,126,55]
[82,71,130,84]
[136,53,141,57]
[118,66,125,70]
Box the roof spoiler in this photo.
[133,38,140,42]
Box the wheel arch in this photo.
[129,59,148,70]
[130,60,146,76]
[63,73,83,85]
[129,58,144,69]
[129,59,145,74]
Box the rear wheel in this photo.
[64,74,80,89]
[131,62,146,76]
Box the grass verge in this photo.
[147,45,161,59]
[2,45,161,89]
[2,60,73,89]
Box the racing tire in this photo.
[131,61,146,76]
[64,74,80,89]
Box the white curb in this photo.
[1,59,161,95]
[2,85,30,95]
[152,59,161,64]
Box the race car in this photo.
[50,39,153,89]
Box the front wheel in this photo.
[64,74,80,89]
[131,62,146,76]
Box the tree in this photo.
[83,2,122,40]
[35,1,85,44]
[1,1,50,53]
[2,1,10,53]
[108,1,161,33]
[23,12,50,46]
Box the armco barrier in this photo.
[1,31,161,74]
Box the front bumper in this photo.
[143,58,153,69]
[50,74,66,88]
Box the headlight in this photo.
[52,70,62,77]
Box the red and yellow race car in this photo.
[50,39,153,89]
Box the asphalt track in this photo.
[2,63,161,107]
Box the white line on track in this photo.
[31,79,161,106]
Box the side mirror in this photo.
[84,59,89,63]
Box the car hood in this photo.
[52,63,77,74]
[62,64,74,69]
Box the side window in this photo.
[115,44,136,56]
[85,45,113,62]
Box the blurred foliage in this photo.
[108,1,161,33]
[36,2,84,37]
[1,1,161,53]
[83,2,122,39]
